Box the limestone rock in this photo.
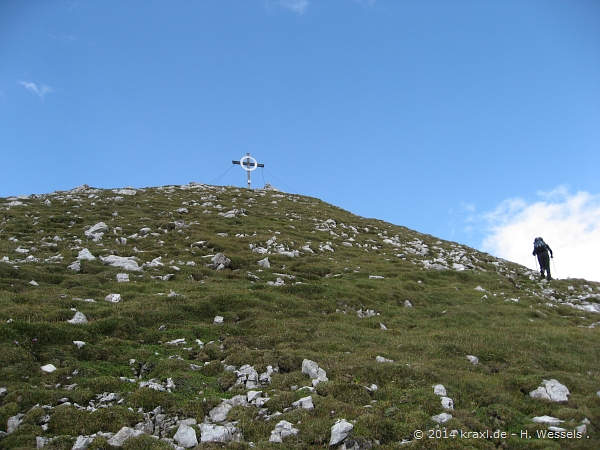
[441,396,454,410]
[433,384,447,396]
[68,311,88,324]
[116,273,129,282]
[292,395,314,410]
[208,402,233,423]
[329,419,353,446]
[100,255,142,271]
[68,260,81,272]
[208,253,231,270]
[269,420,299,443]
[105,293,122,303]
[199,423,240,443]
[41,364,57,373]
[529,379,570,403]
[302,359,328,386]
[72,435,94,450]
[466,355,479,365]
[532,415,564,426]
[85,222,109,241]
[77,248,96,261]
[107,426,144,446]
[258,257,270,268]
[73,341,86,349]
[7,414,23,434]
[173,423,198,448]
[375,356,393,363]
[432,413,452,424]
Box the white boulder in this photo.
[100,255,142,271]
[529,379,570,403]
[68,311,88,324]
[329,419,353,446]
[269,420,299,443]
[77,248,96,261]
[173,423,198,448]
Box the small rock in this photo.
[29,280,39,286]
[441,396,454,410]
[214,316,224,324]
[73,341,86,349]
[529,379,570,403]
[329,419,353,446]
[433,384,447,396]
[72,435,94,450]
[404,300,413,308]
[41,364,57,373]
[77,248,96,261]
[302,359,328,386]
[107,426,144,447]
[257,257,270,268]
[116,273,129,282]
[432,413,452,424]
[68,312,88,324]
[68,260,81,272]
[375,356,393,363]
[269,420,299,443]
[466,355,479,365]
[7,414,23,434]
[173,423,198,448]
[105,293,122,303]
[532,415,563,426]
[292,395,314,410]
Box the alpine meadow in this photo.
[0,183,598,450]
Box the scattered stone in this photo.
[474,286,486,292]
[404,300,413,308]
[85,222,109,241]
[214,316,224,324]
[208,402,233,423]
[466,355,479,365]
[41,364,57,373]
[529,379,570,403]
[73,341,86,349]
[532,415,563,426]
[29,280,39,286]
[433,384,447,396]
[208,253,231,270]
[105,293,122,303]
[68,311,88,324]
[302,359,328,386]
[375,356,393,363]
[269,420,299,443]
[107,426,144,447]
[379,323,388,330]
[7,414,23,434]
[292,395,314,410]
[199,423,240,443]
[100,255,142,271]
[116,273,129,282]
[329,419,353,446]
[68,260,81,272]
[77,248,96,260]
[257,257,270,268]
[432,413,452,424]
[441,397,454,410]
[267,277,285,286]
[173,423,198,448]
[116,188,136,195]
[369,275,384,279]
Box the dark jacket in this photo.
[533,241,553,257]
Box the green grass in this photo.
[0,184,598,449]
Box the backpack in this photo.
[533,237,546,249]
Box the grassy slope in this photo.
[0,183,598,449]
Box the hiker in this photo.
[533,237,553,280]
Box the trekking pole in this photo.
[552,258,557,279]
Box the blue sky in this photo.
[1,0,599,281]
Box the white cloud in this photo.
[18,81,54,99]
[277,0,309,14]
[481,187,600,282]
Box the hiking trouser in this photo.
[537,252,551,279]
